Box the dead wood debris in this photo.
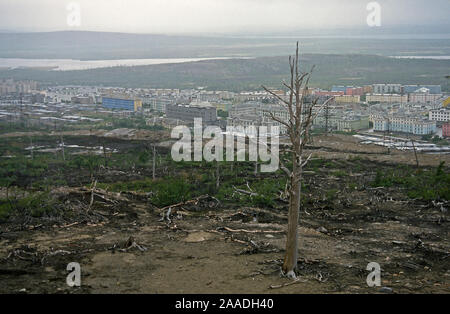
[159,195,220,213]
[269,278,308,289]
[239,239,279,255]
[157,195,220,226]
[3,245,86,265]
[216,226,283,234]
[108,236,147,253]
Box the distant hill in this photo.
[0,31,450,59]
[0,54,449,92]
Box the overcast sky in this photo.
[0,0,449,34]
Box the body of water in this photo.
[0,57,236,71]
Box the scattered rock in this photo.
[317,227,328,234]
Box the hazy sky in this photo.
[0,0,449,34]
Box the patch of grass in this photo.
[151,178,192,207]
[0,202,12,222]
[332,170,347,178]
[98,177,192,207]
[0,192,57,221]
[325,189,339,201]
[372,162,450,200]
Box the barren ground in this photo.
[0,134,448,294]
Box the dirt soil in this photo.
[0,134,449,294]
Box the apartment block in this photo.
[403,85,442,94]
[336,115,370,132]
[366,94,408,103]
[374,116,436,135]
[443,123,450,138]
[334,95,361,104]
[429,109,450,122]
[372,84,402,94]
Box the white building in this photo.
[227,102,289,134]
[366,94,408,103]
[429,109,450,122]
[408,87,443,104]
[374,116,436,135]
[372,84,402,94]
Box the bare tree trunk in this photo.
[102,139,108,167]
[283,169,301,276]
[262,42,335,279]
[60,134,65,161]
[216,161,220,189]
[411,139,419,170]
[152,145,156,180]
[29,137,34,160]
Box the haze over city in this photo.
[0,0,449,34]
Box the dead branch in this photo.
[158,195,219,212]
[88,179,98,211]
[120,236,147,252]
[217,226,284,234]
[232,186,259,197]
[269,278,308,289]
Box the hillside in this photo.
[0,31,449,59]
[0,54,449,91]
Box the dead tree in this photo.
[152,145,157,180]
[29,136,34,160]
[60,133,65,161]
[216,161,220,189]
[411,139,420,170]
[324,99,330,136]
[101,138,108,167]
[262,43,334,278]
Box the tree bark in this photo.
[282,153,301,277]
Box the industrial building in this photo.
[166,102,217,123]
[102,95,142,111]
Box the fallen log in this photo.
[159,195,220,212]
[217,226,284,234]
[269,278,308,289]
